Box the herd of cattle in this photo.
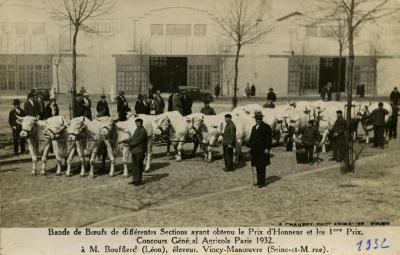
[15,100,393,177]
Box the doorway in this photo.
[149,57,187,93]
[319,57,346,93]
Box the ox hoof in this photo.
[176,158,182,162]
[79,174,84,178]
[65,173,71,177]
[31,171,36,176]
[165,152,170,156]
[109,173,114,177]
[123,174,128,178]
[89,174,94,179]
[207,159,212,163]
[40,171,46,176]
[56,172,62,176]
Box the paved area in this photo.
[1,136,399,227]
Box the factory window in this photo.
[194,24,206,36]
[166,24,191,36]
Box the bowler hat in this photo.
[268,88,274,91]
[378,102,383,107]
[27,92,34,98]
[100,94,106,99]
[13,99,20,105]
[336,110,343,114]
[138,94,144,99]
[254,110,264,119]
[224,113,232,118]
[308,120,314,124]
[135,118,143,123]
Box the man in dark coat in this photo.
[200,100,216,115]
[96,94,110,117]
[267,88,277,102]
[134,94,150,114]
[9,99,26,155]
[120,118,148,186]
[36,96,46,120]
[370,102,389,148]
[214,83,221,99]
[116,91,131,121]
[390,87,400,106]
[173,92,183,114]
[326,82,333,101]
[168,92,174,111]
[249,110,272,188]
[330,110,346,162]
[301,120,320,164]
[389,101,398,139]
[44,98,59,119]
[181,91,193,116]
[79,93,92,120]
[155,91,165,114]
[251,83,256,97]
[24,93,39,117]
[223,114,236,171]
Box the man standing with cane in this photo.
[249,111,272,188]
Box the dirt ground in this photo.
[0,96,399,227]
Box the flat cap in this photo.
[135,118,143,123]
[224,113,232,118]
[336,110,343,114]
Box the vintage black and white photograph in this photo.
[1,0,400,228]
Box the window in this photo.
[32,23,45,34]
[194,24,206,36]
[166,24,191,36]
[151,24,163,35]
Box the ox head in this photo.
[43,117,66,141]
[18,116,38,138]
[99,122,114,139]
[66,117,86,141]
[189,116,205,139]
[154,116,171,137]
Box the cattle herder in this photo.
[330,110,346,162]
[370,102,389,149]
[301,120,320,164]
[120,118,148,186]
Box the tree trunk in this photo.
[232,44,241,109]
[56,64,60,95]
[72,25,79,117]
[344,2,355,173]
[337,45,343,101]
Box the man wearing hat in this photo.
[370,102,389,148]
[135,94,150,114]
[36,95,46,120]
[301,120,320,164]
[9,99,26,155]
[44,97,60,119]
[79,93,92,120]
[330,110,346,162]
[96,94,110,117]
[267,88,277,103]
[120,118,148,186]
[116,91,131,121]
[249,111,272,188]
[24,92,39,117]
[155,90,165,114]
[389,87,399,106]
[181,90,193,116]
[223,113,236,171]
[200,99,216,115]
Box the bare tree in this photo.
[315,0,399,172]
[49,33,69,94]
[214,0,273,108]
[52,0,112,117]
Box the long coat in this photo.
[9,108,26,129]
[79,98,92,120]
[24,100,39,117]
[249,121,272,167]
[135,100,150,115]
[96,100,110,117]
[181,96,193,116]
[223,120,236,146]
[44,103,59,119]
[116,95,130,120]
[124,126,148,155]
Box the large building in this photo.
[1,0,399,97]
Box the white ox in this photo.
[18,115,68,175]
[65,116,117,178]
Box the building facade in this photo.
[0,0,399,97]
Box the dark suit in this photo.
[371,108,389,147]
[44,103,59,119]
[249,121,272,187]
[124,126,148,185]
[117,95,130,121]
[37,101,45,120]
[181,95,193,116]
[24,100,39,117]
[9,108,26,154]
[79,98,92,120]
[390,90,400,106]
[96,100,110,117]
[168,94,174,111]
[223,120,236,171]
[331,117,346,161]
[135,100,150,115]
[302,126,320,163]
[267,92,277,102]
[389,104,398,139]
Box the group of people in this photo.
[245,83,257,98]
[320,83,333,101]
[8,93,60,156]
